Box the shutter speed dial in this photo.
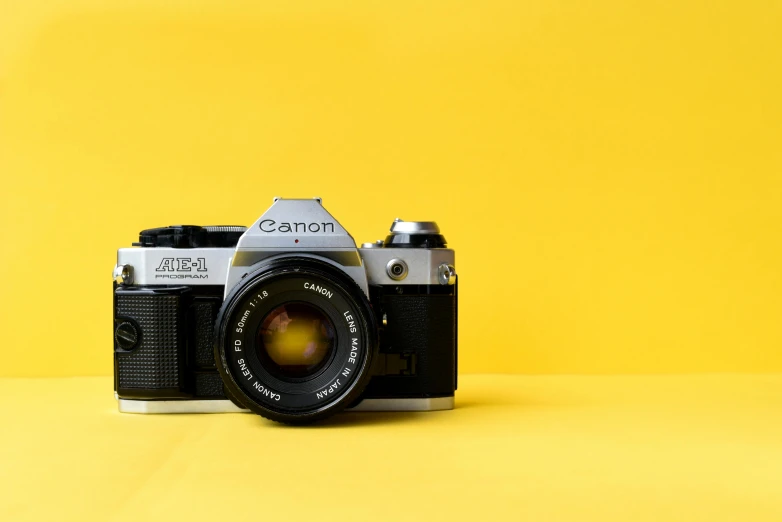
[383,219,447,248]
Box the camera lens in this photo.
[256,302,335,379]
[215,257,378,424]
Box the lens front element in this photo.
[257,302,335,379]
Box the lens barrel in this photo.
[214,257,378,424]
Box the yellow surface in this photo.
[2,1,782,377]
[1,374,781,521]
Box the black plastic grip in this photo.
[114,285,227,399]
[191,300,218,368]
[114,288,187,397]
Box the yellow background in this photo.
[2,5,782,521]
[2,0,781,377]
[3,374,782,522]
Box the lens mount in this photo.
[214,257,378,424]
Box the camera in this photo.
[112,197,457,423]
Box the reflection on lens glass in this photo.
[256,302,335,379]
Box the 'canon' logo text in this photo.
[259,219,336,233]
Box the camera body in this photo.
[113,198,457,423]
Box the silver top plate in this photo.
[359,247,455,285]
[236,198,357,250]
[117,247,233,286]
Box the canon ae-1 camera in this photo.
[112,198,457,423]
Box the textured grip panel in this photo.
[191,300,218,368]
[116,294,183,390]
[194,372,225,398]
[364,289,457,398]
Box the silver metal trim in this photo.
[224,198,369,296]
[204,226,246,233]
[113,264,133,285]
[117,396,454,414]
[236,198,356,250]
[359,247,455,285]
[438,263,457,285]
[118,399,247,414]
[117,247,234,286]
[232,249,362,267]
[390,219,440,235]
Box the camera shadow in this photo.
[262,410,443,428]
